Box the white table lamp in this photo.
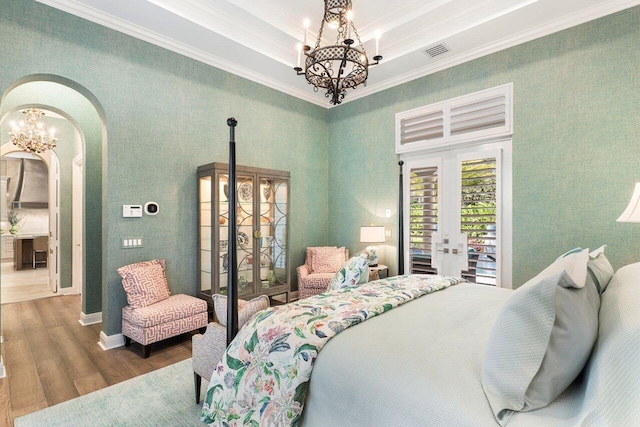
[360,226,385,266]
[617,182,640,223]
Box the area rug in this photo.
[15,359,207,426]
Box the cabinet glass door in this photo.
[199,176,212,294]
[218,173,255,297]
[259,177,288,288]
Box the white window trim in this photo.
[396,83,513,155]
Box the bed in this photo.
[301,264,640,425]
[203,124,639,425]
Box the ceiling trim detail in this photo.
[35,0,640,110]
[35,0,326,107]
[338,0,640,106]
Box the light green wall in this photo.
[327,7,640,286]
[0,0,329,336]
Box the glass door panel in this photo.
[218,173,230,295]
[409,165,438,275]
[271,179,288,285]
[236,175,255,296]
[199,176,212,293]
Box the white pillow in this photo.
[541,248,590,288]
[482,248,599,425]
[587,245,615,294]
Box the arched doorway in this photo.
[0,76,107,380]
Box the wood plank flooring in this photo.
[0,295,195,427]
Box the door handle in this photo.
[437,248,449,254]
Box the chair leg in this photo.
[142,344,150,358]
[124,336,131,347]
[194,372,202,404]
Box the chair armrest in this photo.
[192,322,227,381]
[297,264,310,280]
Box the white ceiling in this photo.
[36,0,640,108]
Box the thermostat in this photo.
[123,205,143,218]
[144,202,159,216]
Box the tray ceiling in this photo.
[36,0,640,107]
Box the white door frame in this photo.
[72,154,83,295]
[0,144,61,292]
[401,138,513,288]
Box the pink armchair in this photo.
[297,246,349,299]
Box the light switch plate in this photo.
[122,237,143,248]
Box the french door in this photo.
[403,140,512,287]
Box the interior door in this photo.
[49,154,60,292]
[403,141,511,287]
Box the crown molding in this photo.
[35,0,327,107]
[35,0,640,110]
[146,0,294,67]
[336,0,640,107]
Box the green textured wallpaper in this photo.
[327,7,640,286]
[0,0,328,336]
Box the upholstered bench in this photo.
[123,294,207,358]
[118,259,208,358]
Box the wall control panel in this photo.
[123,205,143,217]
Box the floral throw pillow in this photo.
[327,255,370,291]
[117,259,171,309]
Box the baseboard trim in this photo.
[79,311,102,326]
[59,286,76,295]
[0,356,5,379]
[98,331,124,351]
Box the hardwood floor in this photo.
[0,295,195,426]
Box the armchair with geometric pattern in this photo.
[297,246,349,300]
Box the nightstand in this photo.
[369,264,389,279]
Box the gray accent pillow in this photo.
[587,245,614,294]
[482,249,599,425]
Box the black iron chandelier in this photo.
[294,0,382,105]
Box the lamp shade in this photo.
[617,182,640,223]
[360,226,385,243]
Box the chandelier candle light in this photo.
[295,0,382,105]
[9,108,57,154]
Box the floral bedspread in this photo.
[201,275,463,426]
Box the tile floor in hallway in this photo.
[1,262,56,304]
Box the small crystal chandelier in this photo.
[294,0,382,105]
[9,108,57,154]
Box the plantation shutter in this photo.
[396,83,512,154]
[450,94,506,137]
[409,166,438,274]
[460,157,497,285]
[399,108,444,146]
